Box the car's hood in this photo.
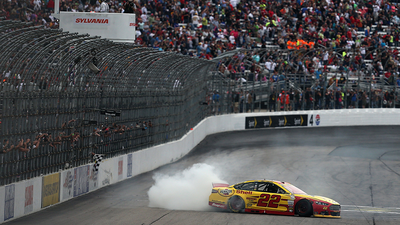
[294,194,339,205]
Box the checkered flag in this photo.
[93,154,103,172]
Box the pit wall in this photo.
[1,108,400,223]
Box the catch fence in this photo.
[0,21,214,185]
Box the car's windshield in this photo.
[281,183,307,194]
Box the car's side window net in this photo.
[256,182,268,192]
[239,182,256,191]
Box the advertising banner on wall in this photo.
[61,169,74,201]
[118,157,123,181]
[308,114,321,126]
[74,165,90,197]
[245,115,308,129]
[101,169,112,186]
[42,173,60,208]
[24,182,34,215]
[4,184,15,221]
[89,165,98,192]
[127,154,132,178]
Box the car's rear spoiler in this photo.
[212,183,229,188]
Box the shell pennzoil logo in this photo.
[235,190,253,195]
[219,189,233,197]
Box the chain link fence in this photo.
[0,21,214,185]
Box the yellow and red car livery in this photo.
[209,180,340,218]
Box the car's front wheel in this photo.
[295,199,313,217]
[227,196,245,213]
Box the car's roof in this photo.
[231,180,307,195]
[235,180,290,185]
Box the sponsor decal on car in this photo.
[236,190,253,195]
[210,202,227,209]
[214,200,225,204]
[219,189,233,196]
[246,197,258,203]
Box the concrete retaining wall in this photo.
[2,109,400,223]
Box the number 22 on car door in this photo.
[254,182,287,212]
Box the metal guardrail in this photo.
[0,21,215,186]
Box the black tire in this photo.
[227,196,245,213]
[295,200,313,217]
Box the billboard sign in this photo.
[4,185,15,221]
[42,173,60,208]
[245,115,308,129]
[60,12,136,43]
[74,165,90,197]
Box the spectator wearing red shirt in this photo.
[347,30,352,40]
[47,0,55,10]
[350,15,356,25]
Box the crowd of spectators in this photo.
[1,119,81,155]
[221,86,398,113]
[1,118,153,156]
[1,0,400,71]
[2,0,400,110]
[2,0,400,56]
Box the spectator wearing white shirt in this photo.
[323,52,329,65]
[346,40,355,49]
[309,24,316,33]
[360,46,366,59]
[229,34,235,44]
[141,5,147,15]
[33,0,41,11]
[373,5,380,20]
[141,13,148,23]
[94,3,101,12]
[100,0,109,13]
[265,59,276,72]
[192,12,200,29]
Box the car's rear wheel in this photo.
[295,200,313,217]
[227,196,245,213]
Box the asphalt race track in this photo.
[6,126,400,225]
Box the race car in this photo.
[209,180,340,218]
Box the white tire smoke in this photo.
[148,163,226,211]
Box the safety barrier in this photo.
[1,108,400,222]
[0,20,214,186]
